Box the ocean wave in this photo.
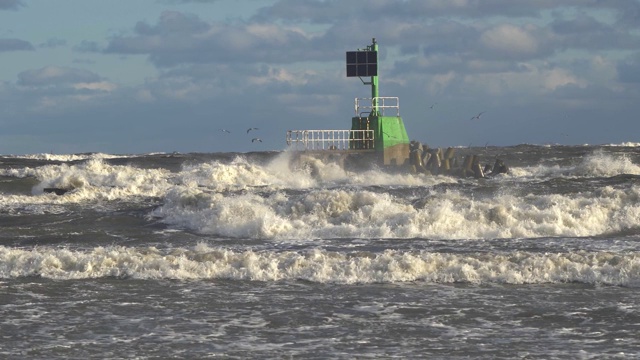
[603,142,640,147]
[176,153,452,192]
[1,244,638,286]
[1,152,135,162]
[150,185,640,240]
[1,159,173,203]
[507,150,640,178]
[2,155,638,239]
[3,150,640,240]
[1,153,453,202]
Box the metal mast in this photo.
[370,38,379,116]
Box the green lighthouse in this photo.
[347,38,410,165]
[286,38,411,167]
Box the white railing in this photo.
[286,130,374,151]
[355,97,399,116]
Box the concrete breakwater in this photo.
[409,141,508,178]
[290,142,509,179]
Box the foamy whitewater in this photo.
[1,144,639,358]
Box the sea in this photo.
[1,143,639,359]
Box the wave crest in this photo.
[1,245,638,286]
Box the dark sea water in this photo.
[1,144,640,359]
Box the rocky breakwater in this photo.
[409,141,508,178]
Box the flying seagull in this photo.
[251,138,262,143]
[247,127,259,133]
[219,129,231,133]
[429,103,437,109]
[470,111,485,120]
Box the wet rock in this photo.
[43,188,70,195]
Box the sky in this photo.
[1,0,639,155]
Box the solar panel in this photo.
[346,51,377,77]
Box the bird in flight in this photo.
[251,138,262,143]
[470,111,485,120]
[219,129,231,133]
[429,103,437,109]
[247,127,259,133]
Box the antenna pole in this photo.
[371,38,379,116]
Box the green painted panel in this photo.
[351,115,409,151]
[375,116,410,149]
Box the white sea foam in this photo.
[169,152,454,193]
[604,142,640,147]
[506,150,640,178]
[4,150,640,239]
[268,148,639,184]
[2,152,134,162]
[177,155,314,192]
[573,150,640,177]
[150,182,640,240]
[1,244,638,286]
[0,153,449,212]
[0,159,173,205]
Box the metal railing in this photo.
[355,97,399,116]
[286,130,375,151]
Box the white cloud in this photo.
[245,23,306,43]
[18,66,101,86]
[428,71,456,94]
[480,24,539,56]
[276,93,341,116]
[248,67,310,86]
[456,62,587,98]
[73,81,117,92]
[135,89,155,102]
[588,55,626,92]
[105,11,316,67]
[542,67,585,90]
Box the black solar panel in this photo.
[346,51,377,77]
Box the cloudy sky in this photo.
[1,0,639,155]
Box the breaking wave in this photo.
[1,150,640,240]
[1,244,638,286]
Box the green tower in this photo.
[347,38,410,166]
